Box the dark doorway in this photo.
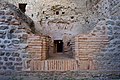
[54,40,63,53]
[19,3,27,13]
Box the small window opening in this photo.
[43,11,45,14]
[56,11,59,15]
[62,12,65,14]
[71,16,74,19]
[31,14,33,17]
[54,40,63,53]
[46,16,48,19]
[19,3,27,13]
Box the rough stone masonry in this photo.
[0,0,120,79]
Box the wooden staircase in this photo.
[30,59,78,71]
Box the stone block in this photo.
[107,31,113,35]
[2,66,7,70]
[16,57,22,61]
[0,52,5,56]
[14,62,22,66]
[113,26,120,30]
[0,25,9,30]
[0,11,5,15]
[116,21,120,26]
[4,40,11,44]
[0,35,5,39]
[108,48,116,52]
[11,52,20,57]
[0,19,5,22]
[107,26,112,30]
[3,57,8,61]
[0,57,2,60]
[110,16,117,20]
[0,15,6,19]
[0,31,6,39]
[118,16,120,20]
[5,11,14,15]
[0,45,6,49]
[5,52,11,57]
[12,40,19,44]
[5,62,13,66]
[16,67,22,71]
[0,62,3,65]
[7,33,12,39]
[9,57,15,61]
[6,16,12,21]
[108,36,114,40]
[8,66,15,70]
[106,20,115,25]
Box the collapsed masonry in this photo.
[0,0,120,72]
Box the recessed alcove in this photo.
[48,40,74,60]
[19,3,27,13]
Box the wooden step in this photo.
[30,59,78,71]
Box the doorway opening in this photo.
[19,3,27,13]
[48,40,74,59]
[54,40,63,53]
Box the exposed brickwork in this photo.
[27,34,50,60]
[0,1,119,80]
[30,59,78,71]
[75,19,109,70]
[0,9,30,71]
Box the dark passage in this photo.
[19,3,27,13]
[54,40,63,52]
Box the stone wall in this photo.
[0,1,50,71]
[109,0,120,16]
[0,0,120,73]
[96,16,120,70]
[75,0,120,71]
[75,18,109,70]
[0,8,29,71]
[3,0,112,55]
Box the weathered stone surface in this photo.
[12,40,19,44]
[0,52,5,56]
[0,62,3,65]
[0,1,119,79]
[0,57,2,60]
[11,52,20,57]
[0,31,6,39]
[7,33,12,39]
[9,57,15,61]
[16,57,22,61]
[14,62,22,66]
[5,62,13,66]
[8,66,14,70]
[110,16,117,20]
[4,40,11,43]
[0,11,5,15]
[0,45,6,49]
[16,67,22,71]
[3,57,8,61]
[5,52,11,57]
[0,25,9,30]
[106,20,115,25]
[2,66,7,70]
[116,21,120,26]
